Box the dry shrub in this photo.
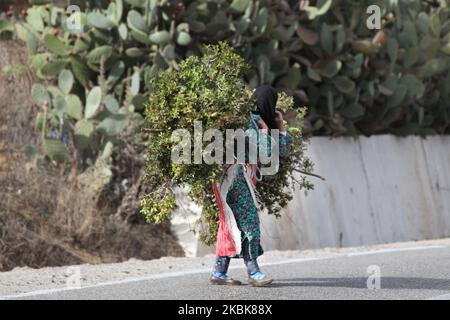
[0,40,184,271]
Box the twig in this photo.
[293,168,326,181]
[141,128,163,132]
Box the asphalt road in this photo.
[6,244,450,300]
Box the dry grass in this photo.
[0,40,184,271]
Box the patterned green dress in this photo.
[225,116,291,260]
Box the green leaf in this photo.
[65,94,83,120]
[402,21,418,47]
[189,21,205,33]
[105,96,120,113]
[419,58,450,78]
[351,40,379,56]
[100,141,114,160]
[430,14,441,37]
[28,0,51,4]
[97,114,128,136]
[0,17,13,33]
[125,47,144,58]
[416,12,429,34]
[74,119,94,150]
[30,54,47,72]
[333,76,355,93]
[118,23,128,40]
[131,69,140,96]
[127,10,149,33]
[307,66,322,82]
[107,1,122,24]
[73,36,90,54]
[149,31,171,45]
[131,95,146,111]
[243,21,261,38]
[230,0,251,12]
[387,38,398,63]
[176,23,190,33]
[296,25,319,46]
[41,59,67,78]
[131,29,151,45]
[176,32,191,46]
[320,24,333,56]
[116,0,124,22]
[314,119,324,130]
[26,8,44,32]
[286,68,301,89]
[387,85,407,108]
[35,112,45,132]
[402,47,420,67]
[70,57,91,88]
[52,95,66,121]
[31,84,51,107]
[341,103,365,119]
[399,74,425,99]
[15,23,38,53]
[43,34,69,56]
[85,86,102,119]
[107,60,125,85]
[58,69,74,94]
[43,139,71,162]
[162,44,175,61]
[50,6,63,26]
[124,0,146,8]
[335,26,345,53]
[86,46,113,64]
[87,12,115,30]
[442,43,450,56]
[47,85,63,98]
[319,60,342,78]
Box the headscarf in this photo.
[253,85,278,130]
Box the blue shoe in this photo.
[209,272,241,285]
[248,272,273,286]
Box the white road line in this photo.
[345,245,447,257]
[0,257,328,300]
[0,244,447,300]
[427,293,450,300]
[0,268,213,300]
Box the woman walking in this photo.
[209,85,292,286]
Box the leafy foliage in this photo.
[293,0,450,136]
[141,42,314,245]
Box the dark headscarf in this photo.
[253,85,278,130]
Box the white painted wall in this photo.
[171,134,450,256]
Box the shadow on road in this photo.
[269,277,450,290]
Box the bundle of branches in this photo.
[141,42,316,245]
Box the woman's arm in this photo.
[247,113,291,159]
[251,114,271,158]
[275,111,292,157]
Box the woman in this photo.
[209,85,292,286]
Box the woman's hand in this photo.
[275,111,286,132]
[256,118,269,135]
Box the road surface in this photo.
[1,239,450,300]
